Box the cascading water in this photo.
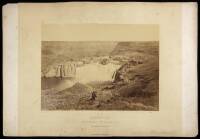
[75,63,120,84]
[43,61,121,91]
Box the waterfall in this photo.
[112,70,117,82]
[55,63,76,78]
[55,65,61,77]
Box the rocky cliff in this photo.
[113,57,159,98]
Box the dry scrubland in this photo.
[41,41,159,110]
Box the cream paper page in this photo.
[3,2,197,136]
[3,4,18,136]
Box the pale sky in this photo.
[42,24,159,41]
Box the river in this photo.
[76,63,121,84]
[42,62,121,91]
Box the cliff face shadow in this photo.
[41,41,159,111]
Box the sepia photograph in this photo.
[41,41,159,110]
[3,2,198,136]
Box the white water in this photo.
[43,62,121,91]
[76,63,120,84]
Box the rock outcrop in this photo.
[44,62,76,78]
[113,57,159,97]
[55,63,76,78]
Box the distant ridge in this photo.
[110,41,159,56]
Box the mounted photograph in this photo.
[3,2,198,137]
[41,40,159,110]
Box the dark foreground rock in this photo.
[112,56,159,98]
